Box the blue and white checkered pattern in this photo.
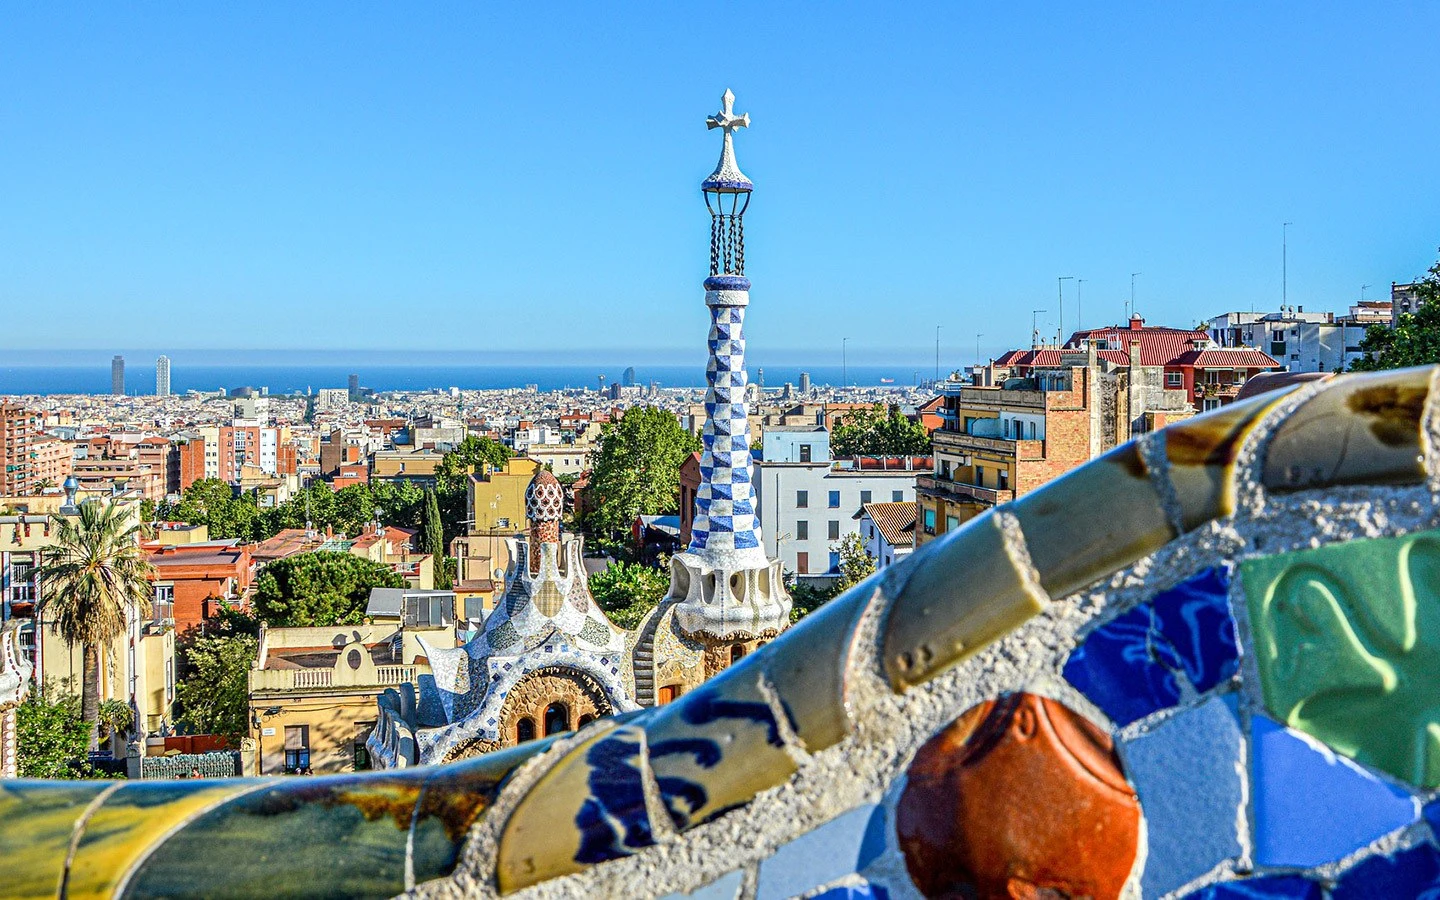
[690,298,765,556]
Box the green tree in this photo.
[98,698,134,743]
[251,551,406,627]
[831,404,932,457]
[160,478,260,540]
[588,559,670,630]
[176,633,258,740]
[15,692,95,779]
[584,407,701,540]
[832,531,877,593]
[421,488,445,556]
[38,500,154,747]
[1351,252,1440,371]
[788,580,839,624]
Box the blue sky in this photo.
[2,4,1438,365]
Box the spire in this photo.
[524,468,563,573]
[702,89,753,192]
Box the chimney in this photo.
[1128,314,1144,331]
[1129,340,1142,369]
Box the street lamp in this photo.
[1057,276,1073,344]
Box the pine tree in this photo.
[422,487,445,557]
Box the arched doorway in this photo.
[544,702,570,736]
[516,717,536,743]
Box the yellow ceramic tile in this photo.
[66,779,262,899]
[1012,443,1175,600]
[883,513,1047,690]
[0,779,112,899]
[498,724,654,893]
[1263,367,1432,492]
[1165,390,1291,530]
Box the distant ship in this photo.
[879,377,895,384]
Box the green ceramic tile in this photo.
[883,513,1047,690]
[122,771,430,899]
[0,779,113,899]
[1012,443,1175,601]
[1244,528,1440,788]
[1263,367,1431,492]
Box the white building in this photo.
[752,430,924,579]
[155,355,171,397]
[524,443,594,477]
[1205,302,1390,374]
[858,501,916,569]
[315,389,350,411]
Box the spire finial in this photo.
[703,89,752,192]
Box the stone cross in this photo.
[706,89,749,135]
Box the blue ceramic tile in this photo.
[1332,843,1440,900]
[1121,695,1244,896]
[1063,567,1236,725]
[1252,714,1419,867]
[756,806,879,900]
[808,884,889,900]
[1182,875,1321,899]
[856,804,888,871]
[1427,798,1440,837]
[659,869,745,900]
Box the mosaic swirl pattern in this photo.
[3,365,1440,899]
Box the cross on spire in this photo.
[706,88,750,136]
[703,89,753,192]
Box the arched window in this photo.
[577,714,595,727]
[516,717,536,744]
[730,644,745,664]
[544,702,570,736]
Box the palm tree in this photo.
[37,500,153,748]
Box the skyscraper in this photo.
[348,373,360,398]
[156,355,171,397]
[799,371,811,396]
[111,355,125,396]
[665,89,791,655]
[621,366,637,387]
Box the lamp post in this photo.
[1057,276,1073,344]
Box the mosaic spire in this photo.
[689,89,767,568]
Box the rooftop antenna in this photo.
[1361,283,1370,301]
[1031,310,1046,349]
[1129,273,1142,320]
[1076,278,1086,333]
[1282,223,1293,309]
[935,325,941,383]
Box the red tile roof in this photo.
[861,502,917,548]
[1169,348,1281,368]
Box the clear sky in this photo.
[2,4,1438,365]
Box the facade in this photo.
[752,437,924,577]
[858,501,916,568]
[111,355,125,396]
[144,540,254,634]
[1205,303,1389,373]
[1392,280,1425,325]
[248,621,451,774]
[523,443,594,477]
[1,403,72,496]
[156,355,171,397]
[175,422,298,487]
[369,449,444,484]
[466,456,542,533]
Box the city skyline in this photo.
[1,5,1437,356]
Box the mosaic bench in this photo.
[4,365,1440,899]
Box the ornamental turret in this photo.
[666,90,791,649]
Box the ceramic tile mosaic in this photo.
[6,364,1440,900]
[1063,566,1237,726]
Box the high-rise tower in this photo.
[666,90,791,653]
[111,355,125,396]
[156,355,171,397]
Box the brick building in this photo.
[1,403,72,496]
[145,541,255,633]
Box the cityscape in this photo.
[3,6,1440,900]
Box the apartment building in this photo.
[1206,303,1390,374]
[1,403,72,496]
[751,430,925,579]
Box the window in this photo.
[923,509,936,535]
[516,717,536,743]
[464,597,487,620]
[999,469,1009,490]
[1003,419,1011,438]
[940,460,951,479]
[828,520,840,540]
[544,703,570,736]
[796,552,810,574]
[828,490,840,508]
[1165,372,1183,388]
[658,684,682,705]
[893,490,904,502]
[283,725,310,773]
[828,551,841,573]
[1026,421,1036,440]
[353,722,375,771]
[860,490,872,504]
[730,645,745,664]
[946,515,959,531]
[796,520,809,540]
[796,490,808,508]
[975,468,985,488]
[799,444,812,463]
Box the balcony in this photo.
[916,474,1015,506]
[249,664,420,693]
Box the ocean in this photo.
[0,363,930,396]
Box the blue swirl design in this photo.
[573,733,655,865]
[1063,566,1238,725]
